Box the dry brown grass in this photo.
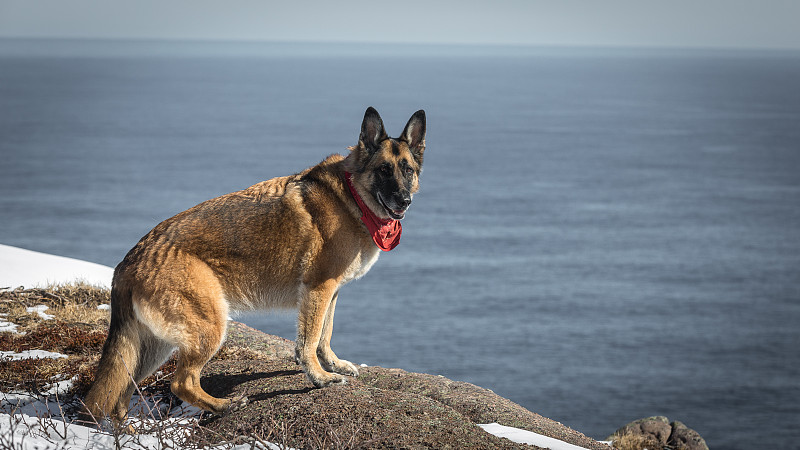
[0,320,106,395]
[0,355,101,395]
[0,282,111,334]
[0,321,106,355]
[1,303,40,332]
[0,284,274,401]
[610,431,664,450]
[49,300,108,327]
[0,357,69,392]
[46,282,112,307]
[1,284,112,398]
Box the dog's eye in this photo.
[405,167,414,176]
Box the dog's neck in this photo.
[344,171,402,251]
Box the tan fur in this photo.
[82,108,426,422]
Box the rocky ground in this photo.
[202,322,611,449]
[2,285,617,449]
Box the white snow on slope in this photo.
[0,412,284,450]
[0,349,68,361]
[480,422,601,449]
[0,244,113,289]
[26,305,54,320]
[0,314,18,333]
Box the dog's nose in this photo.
[398,195,412,210]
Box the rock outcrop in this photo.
[608,416,708,450]
[201,321,611,449]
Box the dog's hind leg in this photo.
[167,292,240,415]
[316,290,359,377]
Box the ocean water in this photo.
[2,40,799,449]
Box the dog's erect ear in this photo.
[401,109,426,164]
[360,107,388,152]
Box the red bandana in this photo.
[344,171,402,251]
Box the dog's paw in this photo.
[226,395,249,414]
[308,371,348,388]
[330,359,360,377]
[203,396,249,420]
[319,355,360,377]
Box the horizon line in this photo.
[1,36,799,57]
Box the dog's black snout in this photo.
[398,194,412,210]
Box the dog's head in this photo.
[346,107,426,220]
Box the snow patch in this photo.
[479,422,596,450]
[0,350,68,361]
[0,313,18,333]
[0,412,286,450]
[26,305,54,320]
[0,243,113,289]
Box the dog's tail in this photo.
[81,285,172,424]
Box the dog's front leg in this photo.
[317,290,360,377]
[296,280,348,387]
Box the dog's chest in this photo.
[341,246,380,284]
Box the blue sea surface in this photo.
[1,40,799,449]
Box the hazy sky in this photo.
[1,0,799,50]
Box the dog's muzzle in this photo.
[378,193,411,220]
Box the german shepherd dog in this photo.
[83,107,426,422]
